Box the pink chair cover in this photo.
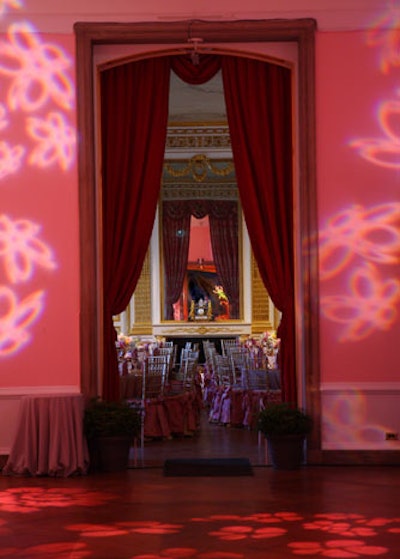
[219,388,232,424]
[242,389,282,429]
[163,393,187,435]
[208,387,224,423]
[230,389,246,426]
[143,397,171,439]
[120,373,142,398]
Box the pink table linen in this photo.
[2,394,89,477]
[143,397,171,439]
[163,390,201,436]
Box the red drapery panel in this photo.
[208,201,239,318]
[162,201,191,320]
[221,56,296,403]
[162,199,239,319]
[101,57,171,400]
[100,53,296,403]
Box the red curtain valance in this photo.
[171,54,221,84]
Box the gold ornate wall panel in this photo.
[130,249,152,335]
[251,253,274,333]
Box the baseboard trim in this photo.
[313,450,400,466]
[0,386,81,397]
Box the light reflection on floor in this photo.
[0,466,399,559]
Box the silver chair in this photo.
[221,337,240,357]
[127,355,168,454]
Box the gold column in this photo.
[251,253,275,333]
[130,249,152,335]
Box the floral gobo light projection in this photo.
[0,2,75,357]
[0,484,398,558]
[319,2,400,343]
[1,0,398,357]
[319,203,400,342]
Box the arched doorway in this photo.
[74,19,321,462]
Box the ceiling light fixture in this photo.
[187,36,203,66]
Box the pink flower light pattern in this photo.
[0,285,43,355]
[318,201,400,340]
[318,203,400,280]
[303,514,378,538]
[132,551,243,559]
[0,212,56,354]
[67,520,183,538]
[350,92,400,169]
[0,214,56,284]
[0,22,74,112]
[0,139,24,178]
[367,2,400,74]
[1,503,397,559]
[0,103,9,130]
[0,542,91,559]
[332,12,400,342]
[27,111,76,170]
[0,0,22,17]
[288,539,388,557]
[0,486,116,513]
[321,263,400,341]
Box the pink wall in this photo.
[188,216,213,263]
[317,30,400,383]
[0,6,399,392]
[0,30,80,389]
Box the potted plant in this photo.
[84,398,141,472]
[257,402,313,470]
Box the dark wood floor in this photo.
[130,408,267,468]
[1,410,400,558]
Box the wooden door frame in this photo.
[74,19,321,461]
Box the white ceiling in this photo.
[169,71,226,123]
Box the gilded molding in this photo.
[162,183,238,201]
[155,324,249,336]
[164,154,235,182]
[166,123,231,152]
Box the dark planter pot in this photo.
[267,434,307,470]
[92,436,132,472]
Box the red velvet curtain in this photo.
[162,198,239,319]
[100,58,171,400]
[100,53,296,403]
[208,201,239,318]
[221,57,296,403]
[162,201,191,319]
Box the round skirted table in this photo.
[2,393,89,477]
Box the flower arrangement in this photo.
[116,335,160,374]
[242,331,280,354]
[241,331,280,369]
[259,331,280,355]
